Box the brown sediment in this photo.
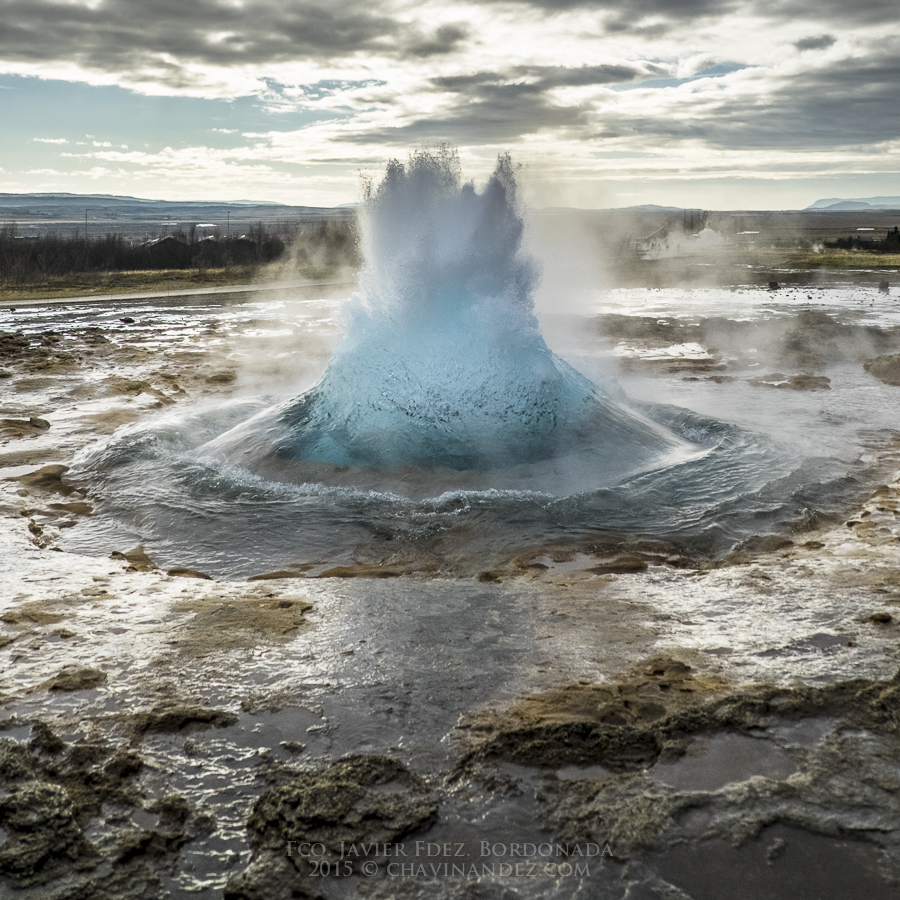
[585,556,649,574]
[41,667,107,692]
[224,755,438,899]
[164,594,313,657]
[249,755,436,853]
[492,536,700,581]
[0,721,209,894]
[0,448,64,467]
[129,705,239,737]
[166,568,213,580]
[317,564,404,578]
[12,375,63,393]
[101,377,177,405]
[86,406,147,432]
[48,501,93,516]
[725,534,795,565]
[7,464,76,496]
[455,656,730,772]
[205,370,237,384]
[454,656,900,774]
[0,590,113,637]
[247,565,314,580]
[476,570,504,583]
[864,353,900,386]
[111,545,158,572]
[0,416,51,438]
[1,606,67,627]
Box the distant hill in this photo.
[536,204,685,214]
[821,201,875,210]
[0,192,351,223]
[622,204,685,212]
[806,196,900,210]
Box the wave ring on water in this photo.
[65,150,855,576]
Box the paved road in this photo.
[1,278,356,308]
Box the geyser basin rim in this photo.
[56,150,891,578]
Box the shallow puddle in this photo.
[654,823,896,900]
[652,733,799,792]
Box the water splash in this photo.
[203,148,689,475]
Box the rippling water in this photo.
[49,156,899,577]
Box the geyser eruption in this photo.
[66,151,856,575]
[203,148,689,476]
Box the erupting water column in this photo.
[203,148,688,476]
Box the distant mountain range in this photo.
[4,191,897,223]
[805,197,900,210]
[0,192,351,222]
[621,204,687,212]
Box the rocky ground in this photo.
[2,287,900,898]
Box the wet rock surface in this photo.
[9,647,899,899]
[864,353,900,386]
[0,718,210,898]
[225,756,438,899]
[41,666,108,691]
[166,594,313,656]
[452,659,900,897]
[3,286,900,897]
[597,308,900,373]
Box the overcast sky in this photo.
[0,0,898,208]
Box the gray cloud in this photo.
[340,40,900,152]
[0,0,456,80]
[1,0,893,85]
[491,0,727,14]
[794,34,837,51]
[404,24,470,58]
[3,0,898,162]
[756,0,900,27]
[601,43,900,150]
[432,63,656,94]
[341,63,661,145]
[471,0,899,32]
[488,0,730,36]
[343,83,592,145]
[466,0,731,34]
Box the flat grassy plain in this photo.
[786,249,900,269]
[1,251,897,304]
[0,263,345,303]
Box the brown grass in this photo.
[0,267,265,302]
[786,249,900,269]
